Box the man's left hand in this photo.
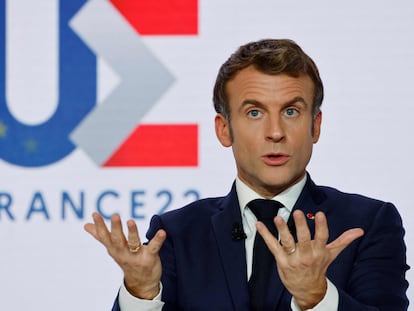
[256,210,364,310]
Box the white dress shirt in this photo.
[119,175,339,310]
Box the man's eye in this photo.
[285,108,298,117]
[247,110,261,118]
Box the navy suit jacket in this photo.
[113,176,409,310]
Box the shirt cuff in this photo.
[290,278,339,311]
[118,282,164,311]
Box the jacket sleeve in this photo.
[337,202,409,310]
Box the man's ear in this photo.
[215,114,232,147]
[312,111,322,143]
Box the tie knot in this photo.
[248,199,283,221]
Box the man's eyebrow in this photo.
[241,99,262,106]
[240,97,309,108]
[285,96,308,107]
[240,99,266,110]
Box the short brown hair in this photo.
[213,39,324,119]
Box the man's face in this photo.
[215,66,321,198]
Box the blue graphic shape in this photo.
[0,0,96,167]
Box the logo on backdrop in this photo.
[0,0,198,167]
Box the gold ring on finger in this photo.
[286,247,296,255]
[128,244,141,253]
[281,243,296,255]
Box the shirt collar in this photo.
[236,174,307,215]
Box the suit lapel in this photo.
[211,184,250,311]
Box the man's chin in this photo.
[260,173,305,194]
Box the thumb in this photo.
[146,229,167,255]
[327,228,364,259]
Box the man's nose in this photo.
[266,115,285,142]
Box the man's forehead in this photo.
[227,70,314,100]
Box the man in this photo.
[85,39,409,310]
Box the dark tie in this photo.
[248,199,283,310]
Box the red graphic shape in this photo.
[104,124,198,167]
[110,0,198,35]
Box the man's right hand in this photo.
[84,212,167,300]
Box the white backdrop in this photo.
[1,0,413,310]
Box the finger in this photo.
[127,219,141,248]
[84,222,98,239]
[146,229,167,255]
[274,216,296,253]
[89,212,113,247]
[293,210,311,243]
[314,212,329,246]
[110,214,127,248]
[256,221,284,256]
[327,228,364,259]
